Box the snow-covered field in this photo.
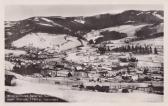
[131,37,163,47]
[135,54,163,62]
[5,61,15,71]
[101,24,148,37]
[5,79,163,102]
[155,23,164,33]
[12,33,81,51]
[84,24,149,42]
[5,49,26,56]
[134,54,163,67]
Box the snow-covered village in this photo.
[5,5,164,102]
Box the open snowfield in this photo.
[134,54,163,67]
[12,33,81,51]
[101,24,148,37]
[5,49,26,56]
[155,23,164,33]
[135,54,163,62]
[131,37,163,47]
[5,61,15,71]
[84,24,149,41]
[5,79,163,102]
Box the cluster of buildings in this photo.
[5,44,163,94]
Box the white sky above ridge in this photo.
[5,5,163,21]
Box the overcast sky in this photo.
[5,5,163,21]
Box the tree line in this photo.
[113,45,158,54]
[98,45,158,54]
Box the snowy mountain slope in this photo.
[12,33,82,51]
[101,24,148,36]
[155,23,164,33]
[35,17,71,31]
[134,23,163,39]
[152,11,163,19]
[5,17,78,48]
[5,10,163,49]
[83,10,163,30]
[84,20,163,44]
[84,24,149,42]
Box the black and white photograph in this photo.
[4,4,164,102]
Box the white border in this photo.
[0,0,168,106]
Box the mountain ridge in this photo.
[5,10,164,49]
